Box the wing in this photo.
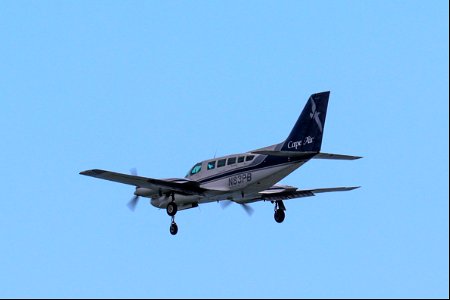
[79,169,206,195]
[258,184,360,201]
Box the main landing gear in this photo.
[166,194,179,235]
[274,200,286,223]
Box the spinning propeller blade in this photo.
[127,168,140,211]
[220,200,254,216]
[127,194,139,211]
[240,203,254,216]
[220,200,233,209]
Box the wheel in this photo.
[274,209,285,223]
[166,202,178,216]
[170,222,178,235]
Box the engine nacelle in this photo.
[177,202,199,211]
[150,194,201,209]
[135,187,155,197]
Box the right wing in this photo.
[258,185,360,201]
[79,169,207,195]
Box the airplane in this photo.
[80,91,361,235]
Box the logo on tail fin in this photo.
[310,99,323,132]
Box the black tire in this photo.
[274,209,285,223]
[170,223,178,235]
[166,202,178,216]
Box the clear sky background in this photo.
[0,1,448,298]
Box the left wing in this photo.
[79,169,206,195]
[258,184,360,201]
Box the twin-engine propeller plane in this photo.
[80,91,361,235]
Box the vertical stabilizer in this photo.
[280,91,330,152]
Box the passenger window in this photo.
[207,161,216,170]
[217,159,226,167]
[227,157,236,165]
[190,163,202,175]
[238,156,245,163]
[245,155,255,161]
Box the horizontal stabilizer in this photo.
[251,150,361,160]
[251,150,317,158]
[314,152,362,160]
[309,186,361,193]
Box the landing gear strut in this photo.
[274,200,286,223]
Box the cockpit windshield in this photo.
[187,162,202,177]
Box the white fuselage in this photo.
[147,152,307,210]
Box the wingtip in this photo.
[79,169,105,176]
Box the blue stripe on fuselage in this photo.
[197,153,315,184]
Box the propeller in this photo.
[220,200,254,216]
[127,194,139,211]
[130,167,138,176]
[127,168,140,211]
[240,203,254,216]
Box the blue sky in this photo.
[0,1,448,298]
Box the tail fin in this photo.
[280,91,330,152]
